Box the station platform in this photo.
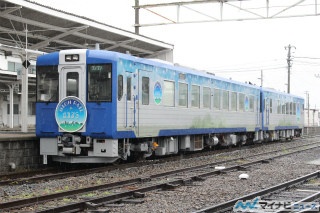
[0,127,39,173]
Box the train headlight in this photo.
[65,54,79,62]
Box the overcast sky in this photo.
[33,0,320,108]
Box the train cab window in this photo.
[127,77,132,101]
[67,72,79,97]
[36,65,59,102]
[118,75,123,101]
[179,82,188,107]
[213,88,220,110]
[203,87,211,109]
[142,77,149,105]
[191,85,200,108]
[88,64,112,102]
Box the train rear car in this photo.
[260,88,304,141]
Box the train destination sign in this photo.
[55,96,87,132]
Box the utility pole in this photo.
[305,91,310,127]
[258,70,263,87]
[285,44,295,94]
[134,0,140,34]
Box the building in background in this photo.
[304,108,319,127]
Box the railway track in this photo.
[0,137,318,186]
[2,139,320,212]
[194,171,320,213]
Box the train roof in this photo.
[37,49,303,100]
[94,50,262,91]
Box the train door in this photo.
[137,69,152,137]
[124,72,135,129]
[59,65,86,101]
[265,98,270,126]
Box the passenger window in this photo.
[179,82,188,107]
[66,72,79,97]
[249,95,254,112]
[239,93,245,111]
[118,75,123,101]
[213,88,220,110]
[191,85,200,108]
[203,87,211,109]
[127,77,132,101]
[163,81,175,106]
[142,77,149,105]
[231,92,237,111]
[222,90,229,110]
[277,100,281,114]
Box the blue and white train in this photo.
[36,49,304,164]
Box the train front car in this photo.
[260,87,304,141]
[36,50,122,163]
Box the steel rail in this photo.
[193,171,320,213]
[4,144,317,212]
[1,138,317,186]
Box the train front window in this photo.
[67,72,79,97]
[36,66,59,102]
[88,64,112,102]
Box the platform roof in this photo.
[0,0,173,58]
[0,0,174,94]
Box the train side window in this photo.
[282,102,286,114]
[36,65,59,102]
[142,77,149,105]
[277,100,281,114]
[88,64,112,102]
[179,82,188,107]
[118,75,123,101]
[191,85,200,108]
[239,93,245,111]
[203,87,211,109]
[222,90,229,110]
[293,102,296,115]
[269,99,273,113]
[163,80,175,106]
[66,72,79,97]
[286,102,290,114]
[249,95,254,112]
[127,77,132,101]
[213,88,220,110]
[231,91,237,111]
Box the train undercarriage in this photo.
[40,129,302,164]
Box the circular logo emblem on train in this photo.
[55,96,87,132]
[154,81,162,105]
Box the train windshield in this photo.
[87,64,112,102]
[36,66,59,102]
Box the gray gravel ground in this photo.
[1,138,320,213]
[107,147,320,213]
